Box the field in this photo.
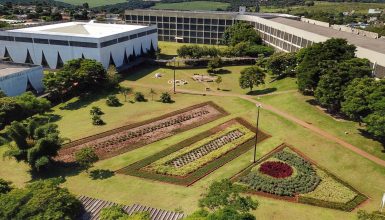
[151,1,230,11]
[0,41,385,219]
[261,1,385,15]
[56,0,127,7]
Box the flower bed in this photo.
[259,161,293,178]
[56,102,228,162]
[233,144,368,211]
[117,118,270,186]
[143,124,255,176]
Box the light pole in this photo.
[173,57,176,94]
[253,104,262,163]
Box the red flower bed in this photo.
[259,161,293,178]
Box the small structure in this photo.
[192,74,216,82]
[0,62,44,96]
[368,9,382,14]
[78,195,185,220]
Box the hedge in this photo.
[117,118,271,186]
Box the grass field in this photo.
[56,0,126,7]
[0,41,385,219]
[151,1,229,11]
[261,1,385,15]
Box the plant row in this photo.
[117,118,271,186]
[144,125,254,176]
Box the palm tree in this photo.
[3,119,64,172]
[119,86,133,102]
[149,88,157,101]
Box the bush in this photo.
[75,147,99,171]
[0,178,12,194]
[134,92,146,102]
[160,92,173,103]
[92,115,104,126]
[90,106,103,116]
[106,95,121,107]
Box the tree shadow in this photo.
[121,66,159,82]
[358,129,385,153]
[305,99,350,120]
[30,161,81,181]
[247,88,277,96]
[89,169,115,180]
[215,69,231,75]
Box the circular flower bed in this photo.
[259,161,293,178]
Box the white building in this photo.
[0,62,44,96]
[0,21,158,69]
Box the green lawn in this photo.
[57,0,127,7]
[261,1,385,15]
[151,1,229,11]
[0,41,384,219]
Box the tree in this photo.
[134,92,146,102]
[160,92,173,103]
[0,178,82,220]
[106,65,120,88]
[75,147,99,172]
[266,52,297,78]
[106,95,121,107]
[100,206,150,220]
[207,57,222,74]
[119,86,133,102]
[363,112,385,140]
[314,58,372,112]
[239,66,266,92]
[149,88,157,101]
[90,106,103,116]
[3,119,64,172]
[185,179,257,220]
[223,22,262,46]
[0,179,12,194]
[215,76,222,90]
[296,38,356,94]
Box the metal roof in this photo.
[78,195,185,220]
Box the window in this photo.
[170,17,176,22]
[183,18,189,23]
[150,16,156,21]
[70,41,98,48]
[15,37,33,43]
[50,39,68,46]
[33,38,49,44]
[177,17,183,23]
[118,36,129,42]
[100,39,117,48]
[130,34,138,39]
[0,36,14,41]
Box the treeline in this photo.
[177,22,274,59]
[93,0,155,14]
[0,0,72,8]
[264,38,385,141]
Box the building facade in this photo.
[0,62,44,96]
[0,21,158,69]
[125,9,385,77]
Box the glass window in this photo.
[15,37,33,43]
[50,39,69,46]
[33,38,49,44]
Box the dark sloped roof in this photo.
[78,195,185,220]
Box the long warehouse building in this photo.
[0,21,158,69]
[125,9,385,77]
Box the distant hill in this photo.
[0,0,73,7]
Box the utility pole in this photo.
[253,104,262,163]
[173,57,176,94]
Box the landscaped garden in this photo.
[56,102,227,162]
[234,144,368,211]
[118,118,270,186]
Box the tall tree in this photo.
[239,66,266,92]
[3,119,64,172]
[223,22,262,46]
[266,52,297,78]
[296,38,356,94]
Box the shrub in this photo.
[90,106,103,116]
[106,95,121,107]
[92,115,104,126]
[160,92,173,103]
[0,178,12,194]
[75,147,99,171]
[134,92,146,102]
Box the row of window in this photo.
[157,24,227,32]
[100,29,157,48]
[0,28,157,49]
[159,30,223,38]
[126,15,234,25]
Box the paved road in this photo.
[126,81,385,167]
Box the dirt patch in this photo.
[55,102,228,163]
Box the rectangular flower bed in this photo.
[56,101,228,163]
[232,144,368,211]
[117,118,270,186]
